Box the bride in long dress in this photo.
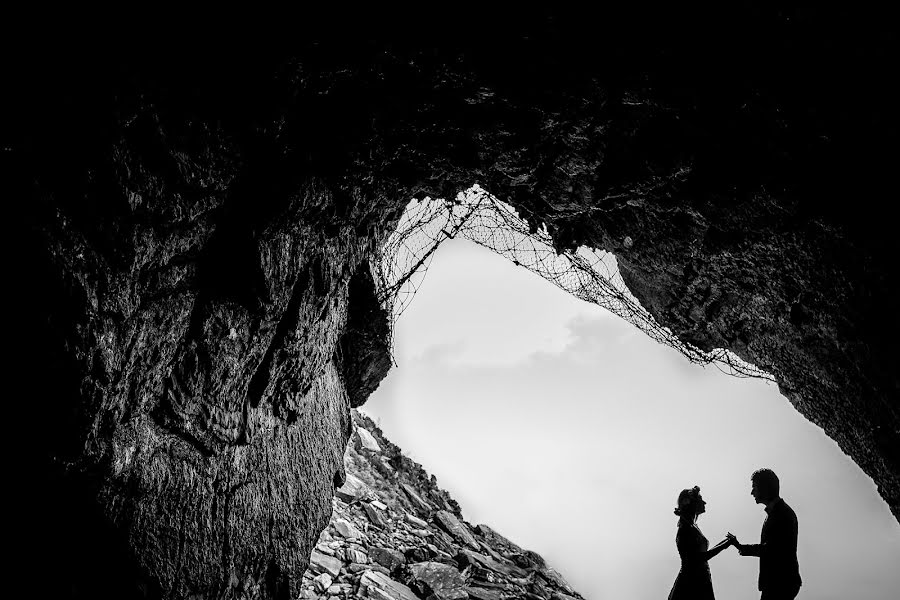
[668,486,734,600]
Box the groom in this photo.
[728,468,802,600]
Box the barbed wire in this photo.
[374,184,773,381]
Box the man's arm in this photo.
[737,541,762,556]
[727,532,762,556]
[737,507,796,557]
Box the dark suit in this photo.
[740,498,801,600]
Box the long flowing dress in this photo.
[668,522,715,600]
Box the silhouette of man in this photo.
[727,469,801,600]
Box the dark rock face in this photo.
[340,267,393,410]
[10,48,396,598]
[7,7,898,599]
[16,160,381,597]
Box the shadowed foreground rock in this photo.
[7,7,898,599]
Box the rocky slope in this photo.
[6,7,898,599]
[298,411,583,600]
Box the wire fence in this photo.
[374,184,773,381]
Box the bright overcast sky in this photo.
[362,237,900,600]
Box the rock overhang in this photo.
[8,8,898,598]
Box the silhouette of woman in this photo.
[668,486,733,600]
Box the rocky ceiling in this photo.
[8,7,897,600]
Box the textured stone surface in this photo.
[336,473,374,503]
[369,547,406,571]
[357,427,382,453]
[466,587,503,600]
[408,561,469,600]
[11,46,396,597]
[296,411,584,599]
[310,550,343,578]
[459,549,529,579]
[435,510,480,550]
[335,518,364,541]
[359,571,419,600]
[7,7,898,599]
[312,572,333,593]
[401,483,434,514]
[363,502,389,528]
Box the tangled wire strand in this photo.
[374,185,773,381]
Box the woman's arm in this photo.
[701,537,733,561]
[678,528,733,562]
[726,532,758,556]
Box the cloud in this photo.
[393,238,608,368]
[409,339,467,366]
[406,310,637,371]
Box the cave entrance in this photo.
[375,185,767,379]
[362,188,900,600]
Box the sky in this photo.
[361,237,900,600]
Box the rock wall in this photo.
[10,48,398,598]
[297,410,583,600]
[7,7,898,599]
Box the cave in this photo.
[8,8,897,599]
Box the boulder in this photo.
[475,525,522,553]
[541,566,574,594]
[433,528,457,547]
[405,513,429,528]
[529,577,552,599]
[368,588,398,600]
[369,547,406,571]
[404,547,430,563]
[335,473,373,503]
[408,561,469,600]
[401,483,433,513]
[466,587,503,600]
[457,549,528,578]
[334,518,364,540]
[309,550,343,578]
[359,570,420,600]
[319,529,335,543]
[364,503,389,528]
[313,573,333,593]
[369,564,391,576]
[434,511,480,550]
[356,427,382,452]
[513,550,546,570]
[477,543,507,564]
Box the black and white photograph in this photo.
[7,7,898,600]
